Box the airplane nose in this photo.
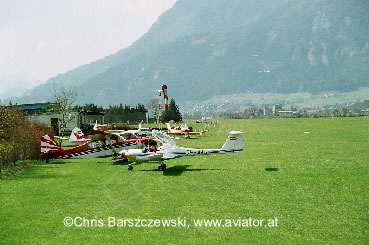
[125,153,137,162]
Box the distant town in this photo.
[183,100,369,119]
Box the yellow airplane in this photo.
[166,123,208,135]
[165,123,190,135]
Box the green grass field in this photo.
[1,118,368,244]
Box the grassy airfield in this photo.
[1,117,368,244]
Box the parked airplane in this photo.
[41,133,148,160]
[69,127,91,144]
[165,123,189,135]
[134,124,153,137]
[112,130,244,171]
[69,121,153,145]
[105,121,153,137]
[166,123,208,136]
[116,122,152,137]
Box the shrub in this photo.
[0,108,54,170]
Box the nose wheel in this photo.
[158,163,167,171]
[127,164,133,171]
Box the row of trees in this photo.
[73,103,147,114]
[74,99,182,123]
[105,104,147,114]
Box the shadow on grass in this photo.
[265,167,279,172]
[140,165,222,176]
[46,160,67,165]
[178,136,201,140]
[22,174,71,179]
[22,164,71,179]
[112,161,128,166]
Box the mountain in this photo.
[19,0,369,107]
[0,77,42,102]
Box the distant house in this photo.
[278,110,297,117]
[79,111,105,132]
[360,109,369,116]
[263,107,273,116]
[272,104,283,115]
[31,112,79,135]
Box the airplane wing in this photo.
[166,131,186,135]
[188,130,208,135]
[152,130,176,146]
[55,136,68,140]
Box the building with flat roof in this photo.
[2,102,105,135]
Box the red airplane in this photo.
[41,132,148,160]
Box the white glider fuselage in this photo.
[113,130,244,170]
[123,146,223,163]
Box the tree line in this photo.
[74,99,182,122]
[73,103,147,114]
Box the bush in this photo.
[0,108,54,171]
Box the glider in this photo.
[112,130,243,171]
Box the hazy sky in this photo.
[0,0,176,97]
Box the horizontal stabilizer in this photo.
[41,135,60,153]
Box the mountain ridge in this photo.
[15,0,369,106]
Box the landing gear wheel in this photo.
[128,165,133,171]
[159,163,166,171]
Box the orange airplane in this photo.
[166,123,208,136]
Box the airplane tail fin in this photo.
[41,135,61,154]
[69,127,84,143]
[166,123,172,131]
[152,130,176,146]
[220,131,244,153]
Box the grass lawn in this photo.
[1,117,368,244]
